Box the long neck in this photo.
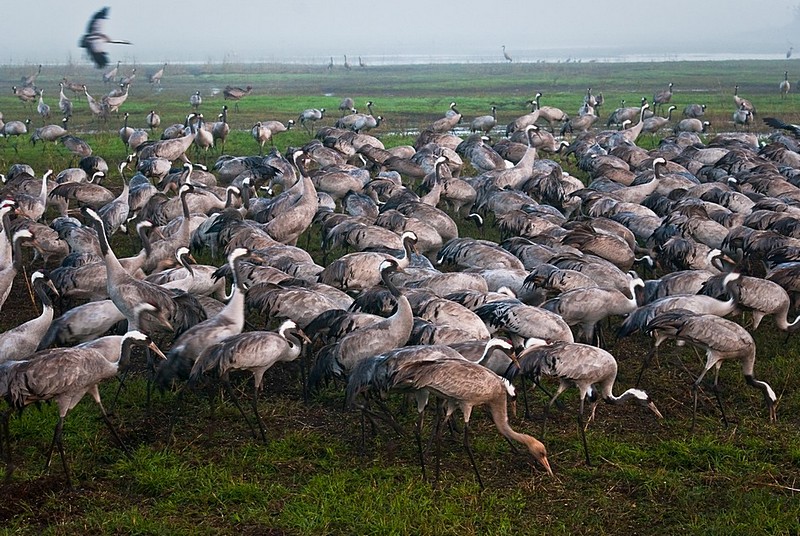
[488,397,534,447]
[32,281,54,323]
[775,300,800,331]
[38,172,49,205]
[603,388,648,405]
[94,217,126,277]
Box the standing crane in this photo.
[780,71,791,99]
[502,45,513,62]
[1,328,165,487]
[188,320,311,442]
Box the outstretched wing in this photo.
[79,7,111,68]
[763,117,800,137]
[86,7,109,35]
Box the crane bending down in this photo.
[505,339,663,465]
[390,356,552,488]
[645,310,777,428]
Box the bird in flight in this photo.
[79,7,132,68]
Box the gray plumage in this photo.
[644,310,776,423]
[82,207,206,335]
[37,299,126,349]
[506,339,662,463]
[390,356,552,485]
[2,330,163,487]
[309,259,414,388]
[0,272,56,363]
[474,299,574,347]
[188,320,309,440]
[155,248,249,389]
[79,7,132,68]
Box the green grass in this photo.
[2,60,800,535]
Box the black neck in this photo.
[381,265,401,298]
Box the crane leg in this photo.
[463,422,484,490]
[636,345,658,387]
[415,410,427,482]
[251,382,268,443]
[97,401,129,455]
[1,409,13,482]
[711,383,729,428]
[433,399,443,486]
[165,386,187,446]
[45,416,72,488]
[576,409,591,466]
[519,373,531,419]
[691,384,700,432]
[223,379,258,440]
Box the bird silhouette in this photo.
[79,7,132,68]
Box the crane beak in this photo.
[528,453,554,477]
[147,340,168,360]
[648,401,664,419]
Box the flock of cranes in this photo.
[1,64,800,492]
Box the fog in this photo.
[4,0,798,65]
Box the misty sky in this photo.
[3,0,798,65]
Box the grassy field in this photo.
[2,60,800,535]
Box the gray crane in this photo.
[135,114,197,162]
[0,230,32,311]
[506,339,663,465]
[674,118,710,134]
[222,85,253,112]
[37,90,51,123]
[190,91,202,111]
[338,97,355,116]
[645,310,777,428]
[212,106,230,152]
[653,82,674,114]
[318,231,417,291]
[733,85,755,115]
[0,271,57,363]
[103,61,121,84]
[474,299,574,349]
[1,119,32,153]
[780,71,791,99]
[13,169,51,222]
[682,103,706,119]
[251,122,272,155]
[82,206,206,336]
[155,248,249,390]
[502,45,513,62]
[58,83,73,119]
[310,259,414,388]
[642,105,677,134]
[470,106,497,134]
[298,107,325,133]
[188,320,311,441]
[430,102,462,133]
[1,328,165,487]
[149,63,167,84]
[37,299,125,349]
[391,356,552,488]
[541,273,644,345]
[97,161,131,236]
[146,110,161,131]
[733,104,752,129]
[79,7,132,68]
